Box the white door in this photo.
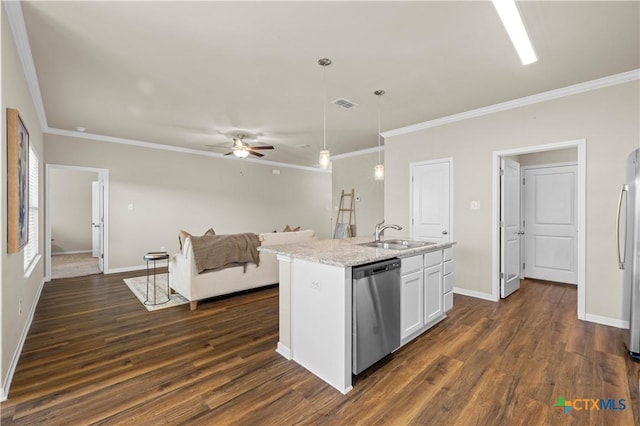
[411,160,451,242]
[523,165,577,284]
[91,180,104,272]
[500,158,522,298]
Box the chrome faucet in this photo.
[374,220,403,242]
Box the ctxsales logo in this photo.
[554,397,626,414]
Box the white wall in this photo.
[44,134,333,270]
[50,169,96,253]
[331,151,384,239]
[385,81,639,322]
[1,6,45,399]
[517,147,577,167]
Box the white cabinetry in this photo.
[423,254,443,326]
[400,246,454,346]
[443,247,454,312]
[401,255,423,338]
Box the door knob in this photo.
[442,230,448,235]
[517,231,525,235]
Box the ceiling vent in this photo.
[333,98,358,109]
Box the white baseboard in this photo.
[453,287,497,302]
[52,250,92,256]
[452,288,628,329]
[276,342,292,360]
[106,264,148,274]
[1,277,46,402]
[584,313,629,329]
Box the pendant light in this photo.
[318,58,332,169]
[374,89,385,180]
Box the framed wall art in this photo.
[7,108,29,253]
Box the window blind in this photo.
[24,147,39,271]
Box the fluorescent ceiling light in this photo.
[492,0,538,65]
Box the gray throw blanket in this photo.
[189,233,261,274]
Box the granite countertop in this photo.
[259,236,455,267]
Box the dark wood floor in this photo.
[1,273,639,425]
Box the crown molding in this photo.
[4,0,48,132]
[45,128,330,173]
[6,2,326,174]
[331,145,382,161]
[7,0,637,165]
[382,69,640,138]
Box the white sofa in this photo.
[169,229,316,309]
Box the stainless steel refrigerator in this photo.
[618,148,640,360]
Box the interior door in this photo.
[411,161,451,242]
[91,180,104,272]
[524,165,577,284]
[500,158,522,298]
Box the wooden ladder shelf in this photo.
[334,189,355,239]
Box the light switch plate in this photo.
[471,201,481,210]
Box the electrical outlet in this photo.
[19,299,22,315]
[311,280,322,291]
[160,246,166,252]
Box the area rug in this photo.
[123,275,189,311]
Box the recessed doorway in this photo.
[45,164,110,281]
[492,140,586,320]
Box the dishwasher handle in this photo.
[354,259,401,278]
[372,265,390,274]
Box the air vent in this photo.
[333,98,358,109]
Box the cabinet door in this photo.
[424,263,443,326]
[401,270,423,339]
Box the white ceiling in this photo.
[18,1,640,167]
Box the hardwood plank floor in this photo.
[2,274,639,425]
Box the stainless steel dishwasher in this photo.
[352,258,401,375]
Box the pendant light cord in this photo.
[377,93,381,163]
[323,64,327,151]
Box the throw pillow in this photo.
[179,228,215,251]
[179,230,192,251]
[283,225,292,232]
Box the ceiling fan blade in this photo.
[249,151,265,157]
[249,145,275,150]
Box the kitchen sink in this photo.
[358,240,436,250]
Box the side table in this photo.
[143,252,170,305]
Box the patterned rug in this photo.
[123,275,189,311]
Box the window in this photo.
[24,147,39,272]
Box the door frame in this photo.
[491,139,586,320]
[45,164,110,281]
[409,157,454,241]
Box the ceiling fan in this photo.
[206,134,275,158]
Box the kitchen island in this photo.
[260,237,455,394]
